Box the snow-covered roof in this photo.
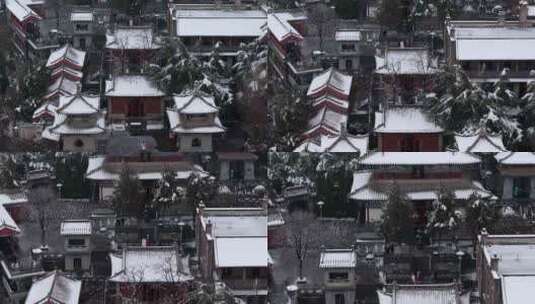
[304,107,348,137]
[267,12,306,42]
[85,156,202,181]
[5,0,42,22]
[56,93,99,115]
[60,220,92,236]
[376,48,438,75]
[110,246,193,283]
[70,12,93,22]
[0,205,20,235]
[359,152,481,166]
[335,30,361,41]
[495,152,535,165]
[484,243,535,275]
[33,102,58,121]
[167,110,225,134]
[374,107,443,133]
[348,171,493,202]
[0,192,28,206]
[215,237,269,268]
[455,130,506,153]
[319,249,357,268]
[25,271,81,304]
[294,133,368,153]
[105,75,165,97]
[106,26,160,50]
[51,66,84,80]
[502,275,535,304]
[312,94,349,110]
[175,9,266,37]
[453,27,535,61]
[45,77,80,100]
[46,44,86,69]
[204,215,267,237]
[47,113,105,136]
[307,67,353,97]
[173,93,219,114]
[377,283,460,304]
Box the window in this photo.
[68,239,85,247]
[335,294,345,304]
[73,258,82,271]
[74,139,84,148]
[75,24,89,32]
[192,138,202,147]
[341,43,355,52]
[328,272,349,281]
[79,37,86,49]
[513,177,531,199]
[345,59,353,71]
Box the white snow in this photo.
[215,237,269,268]
[45,77,80,100]
[0,193,27,206]
[204,215,267,237]
[5,0,42,22]
[110,246,193,283]
[70,12,93,22]
[453,27,535,61]
[46,44,86,69]
[106,26,160,50]
[0,205,20,234]
[295,133,368,153]
[376,48,438,75]
[25,271,81,304]
[335,30,361,41]
[502,275,535,304]
[495,152,535,165]
[60,220,92,236]
[175,9,266,37]
[307,67,353,97]
[359,152,481,166]
[167,110,225,134]
[304,107,348,137]
[374,107,443,133]
[377,283,459,304]
[267,12,306,42]
[56,93,100,115]
[47,113,105,136]
[173,93,219,114]
[455,131,506,153]
[106,75,165,97]
[319,249,356,268]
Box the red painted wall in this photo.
[379,133,441,152]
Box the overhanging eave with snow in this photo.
[358,152,481,167]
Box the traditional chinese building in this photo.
[349,152,494,224]
[476,232,535,304]
[105,75,165,132]
[86,135,203,201]
[60,220,92,274]
[41,91,106,152]
[169,4,267,61]
[455,129,507,153]
[377,283,467,304]
[109,246,193,303]
[105,25,161,73]
[374,106,444,152]
[24,271,81,304]
[294,127,369,153]
[495,152,535,217]
[196,206,270,303]
[319,247,357,304]
[375,47,438,104]
[166,92,225,153]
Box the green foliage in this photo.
[16,62,49,122]
[465,194,499,238]
[152,168,185,213]
[377,0,406,30]
[334,0,362,19]
[0,156,21,189]
[112,166,146,218]
[426,187,461,239]
[54,153,91,199]
[382,184,415,245]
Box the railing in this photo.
[223,278,269,291]
[465,69,533,80]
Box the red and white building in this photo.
[302,68,353,140]
[196,206,270,302]
[109,246,193,303]
[105,75,166,132]
[349,152,494,224]
[166,92,225,153]
[374,106,444,152]
[25,271,81,304]
[42,91,105,152]
[105,26,161,73]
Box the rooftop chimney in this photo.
[490,253,499,271]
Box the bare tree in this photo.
[287,210,314,280]
[307,4,336,51]
[27,186,55,247]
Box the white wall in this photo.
[178,134,213,153]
